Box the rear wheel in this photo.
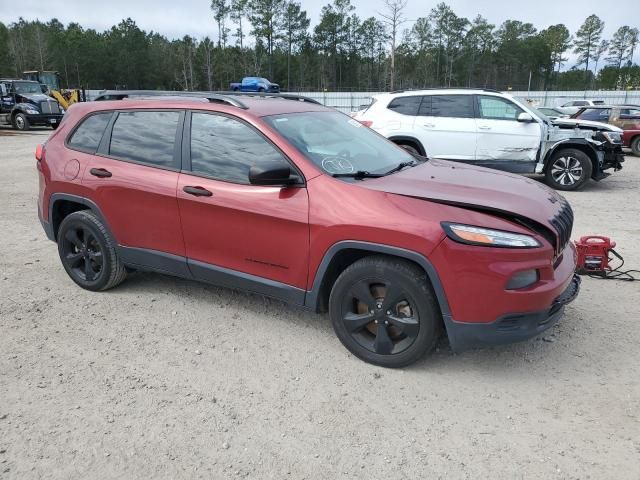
[631,137,640,157]
[329,256,441,368]
[13,113,30,131]
[57,210,127,291]
[545,148,592,191]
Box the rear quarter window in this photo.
[67,112,113,153]
[387,96,422,116]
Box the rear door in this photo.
[414,94,477,160]
[82,109,186,259]
[177,111,309,298]
[475,95,541,170]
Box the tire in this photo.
[51,122,59,130]
[258,87,266,93]
[12,113,30,131]
[57,210,127,291]
[329,256,441,368]
[396,143,421,156]
[631,137,640,157]
[545,148,593,191]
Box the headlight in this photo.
[442,222,541,248]
[602,131,622,144]
[26,109,39,115]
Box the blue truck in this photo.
[229,77,280,93]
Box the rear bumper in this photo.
[445,274,581,352]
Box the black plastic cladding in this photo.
[549,200,574,254]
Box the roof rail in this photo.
[389,87,503,94]
[93,90,249,109]
[92,90,323,108]
[215,91,323,105]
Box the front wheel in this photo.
[51,122,59,130]
[13,113,30,131]
[545,149,593,191]
[329,256,441,368]
[631,137,640,157]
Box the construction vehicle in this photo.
[22,70,86,110]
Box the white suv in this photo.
[353,89,624,191]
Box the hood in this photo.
[362,159,566,232]
[553,117,622,132]
[16,92,51,104]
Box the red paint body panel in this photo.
[177,173,309,288]
[81,156,185,256]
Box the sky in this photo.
[1,0,638,65]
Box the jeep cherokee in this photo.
[37,91,580,367]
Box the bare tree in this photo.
[379,0,407,91]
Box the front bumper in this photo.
[26,113,64,126]
[445,274,581,352]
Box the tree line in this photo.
[0,1,638,92]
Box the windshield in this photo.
[527,106,552,122]
[13,81,42,94]
[263,111,416,176]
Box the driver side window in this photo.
[478,96,523,121]
[190,112,289,184]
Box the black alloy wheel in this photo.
[57,210,127,291]
[329,256,441,368]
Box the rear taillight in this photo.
[35,144,44,161]
[359,120,373,128]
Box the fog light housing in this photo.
[506,269,539,290]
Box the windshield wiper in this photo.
[332,170,384,179]
[383,160,419,176]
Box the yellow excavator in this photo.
[22,70,85,109]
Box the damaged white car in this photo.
[353,89,624,191]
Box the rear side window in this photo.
[109,111,180,168]
[577,109,610,121]
[387,96,422,116]
[190,112,289,184]
[429,95,474,118]
[478,96,523,120]
[68,113,112,153]
[620,108,640,118]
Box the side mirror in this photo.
[0,84,7,96]
[249,162,295,186]
[517,112,534,123]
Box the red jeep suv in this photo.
[37,91,580,367]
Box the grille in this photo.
[549,200,574,253]
[40,101,60,114]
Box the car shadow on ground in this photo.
[113,268,574,374]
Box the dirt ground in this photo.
[1,126,639,480]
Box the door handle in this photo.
[422,123,435,128]
[478,125,492,130]
[183,186,213,197]
[89,168,112,178]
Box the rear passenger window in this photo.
[190,112,289,184]
[68,113,112,153]
[387,96,422,116]
[109,111,180,168]
[430,95,474,118]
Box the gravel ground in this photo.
[1,127,639,479]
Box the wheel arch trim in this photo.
[543,139,599,171]
[48,193,117,244]
[304,241,451,320]
[387,135,427,156]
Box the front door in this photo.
[177,111,309,301]
[475,95,541,171]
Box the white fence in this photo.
[86,89,640,112]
